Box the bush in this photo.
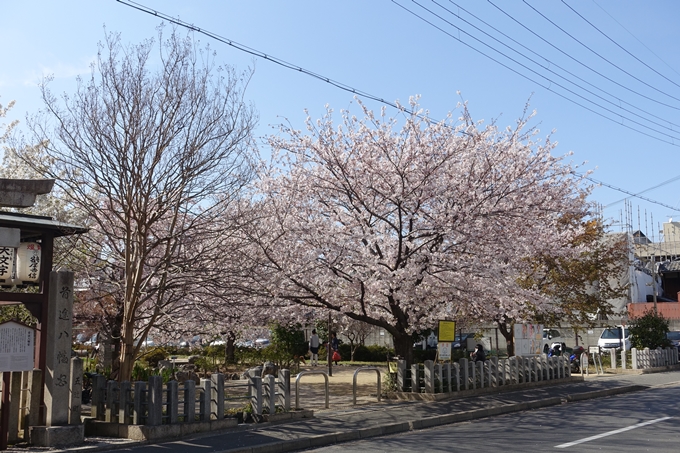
[141,347,168,368]
[338,344,394,362]
[629,310,671,349]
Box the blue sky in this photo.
[2,0,679,238]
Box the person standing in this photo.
[309,329,320,366]
[331,332,340,366]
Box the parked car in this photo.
[542,328,565,354]
[666,331,680,349]
[254,338,270,348]
[452,333,476,350]
[598,326,631,350]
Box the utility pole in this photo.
[327,312,332,377]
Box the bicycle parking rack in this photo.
[352,366,381,405]
[295,370,329,410]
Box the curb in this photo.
[217,384,650,453]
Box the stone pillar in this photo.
[249,376,262,416]
[458,358,468,390]
[512,357,519,384]
[45,271,74,426]
[264,375,276,414]
[211,373,224,420]
[147,376,163,426]
[396,360,406,392]
[68,358,82,425]
[453,363,460,392]
[423,360,434,393]
[477,361,484,388]
[470,360,476,389]
[91,374,106,420]
[199,379,211,421]
[435,364,443,393]
[167,381,178,424]
[105,381,119,423]
[118,381,131,425]
[620,350,626,370]
[277,369,290,411]
[410,364,420,393]
[610,348,617,369]
[133,382,146,425]
[8,371,21,444]
[444,363,452,393]
[631,348,638,369]
[183,380,195,423]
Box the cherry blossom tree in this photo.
[17,27,257,381]
[235,99,591,365]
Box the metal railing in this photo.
[352,366,381,405]
[295,370,329,410]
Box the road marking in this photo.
[555,417,672,448]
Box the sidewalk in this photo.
[9,369,680,453]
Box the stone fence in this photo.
[606,347,679,370]
[394,356,572,395]
[85,369,298,441]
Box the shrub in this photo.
[629,310,671,349]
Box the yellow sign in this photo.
[438,320,456,342]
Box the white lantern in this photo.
[0,246,14,282]
[16,242,41,283]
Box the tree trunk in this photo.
[392,332,414,367]
[224,331,236,363]
[497,321,514,357]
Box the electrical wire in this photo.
[437,0,680,131]
[561,0,680,91]
[396,0,680,146]
[487,0,680,112]
[592,0,680,80]
[606,174,680,207]
[522,0,680,105]
[114,0,679,209]
[578,174,680,212]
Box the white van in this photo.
[598,326,631,350]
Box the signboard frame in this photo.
[437,320,456,342]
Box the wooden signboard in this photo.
[0,321,35,372]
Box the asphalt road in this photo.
[306,381,680,452]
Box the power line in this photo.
[487,0,680,111]
[522,0,680,105]
[114,0,408,114]
[395,0,680,146]
[561,0,680,91]
[591,0,680,80]
[436,0,680,131]
[115,0,679,211]
[578,174,680,212]
[606,173,680,207]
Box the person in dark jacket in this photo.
[470,344,486,362]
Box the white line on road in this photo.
[555,416,672,448]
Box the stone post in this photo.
[631,348,638,369]
[264,375,276,414]
[620,350,627,370]
[8,372,21,444]
[459,358,469,390]
[105,380,119,423]
[183,380,196,423]
[610,348,617,369]
[200,379,211,421]
[444,363,452,393]
[132,381,146,425]
[211,373,224,420]
[410,364,420,393]
[118,381,131,425]
[45,270,74,426]
[249,376,262,416]
[68,358,82,425]
[167,381,178,424]
[423,360,434,393]
[147,376,163,426]
[91,374,106,420]
[477,361,484,388]
[453,363,461,392]
[435,364,443,393]
[396,360,406,392]
[277,369,290,411]
[470,360,476,390]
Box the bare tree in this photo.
[20,27,257,381]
